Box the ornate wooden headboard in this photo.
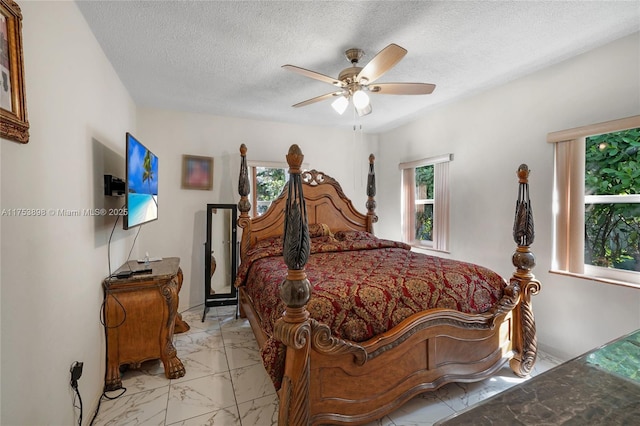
[236,144,377,260]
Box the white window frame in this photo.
[399,154,452,252]
[548,115,640,288]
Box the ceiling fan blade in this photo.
[292,91,343,108]
[357,43,407,84]
[370,82,436,95]
[282,65,344,87]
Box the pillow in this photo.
[334,230,374,241]
[310,235,339,246]
[308,223,332,238]
[250,235,283,251]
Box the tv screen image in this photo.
[124,132,158,229]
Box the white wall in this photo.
[0,2,136,424]
[377,32,640,360]
[137,109,376,311]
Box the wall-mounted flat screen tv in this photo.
[124,132,158,230]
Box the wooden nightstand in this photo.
[102,257,188,391]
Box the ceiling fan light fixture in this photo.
[283,43,435,120]
[355,102,372,117]
[352,89,370,109]
[331,96,349,115]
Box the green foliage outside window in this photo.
[415,165,434,241]
[585,128,640,271]
[256,167,287,215]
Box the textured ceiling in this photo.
[75,1,640,133]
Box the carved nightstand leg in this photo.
[105,362,122,391]
[161,273,186,379]
[174,313,190,334]
[173,268,190,333]
[162,341,186,379]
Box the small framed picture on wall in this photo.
[182,155,213,190]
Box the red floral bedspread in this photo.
[235,231,507,389]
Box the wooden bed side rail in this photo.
[509,164,541,377]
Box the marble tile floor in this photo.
[92,305,562,426]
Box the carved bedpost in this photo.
[274,144,312,425]
[366,154,378,232]
[237,144,251,261]
[509,164,541,377]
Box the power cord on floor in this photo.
[88,387,126,426]
[70,361,84,426]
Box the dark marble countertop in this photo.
[437,329,640,425]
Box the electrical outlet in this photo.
[70,361,83,386]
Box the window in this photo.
[549,115,640,287]
[400,154,452,252]
[248,161,288,217]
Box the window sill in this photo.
[409,244,450,255]
[549,269,640,290]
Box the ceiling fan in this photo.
[283,43,436,117]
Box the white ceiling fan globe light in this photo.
[331,96,349,115]
[352,89,370,109]
[356,102,372,117]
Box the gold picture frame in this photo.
[0,0,28,143]
[182,155,213,190]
